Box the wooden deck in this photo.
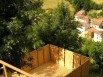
[29,61,73,77]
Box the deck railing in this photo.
[0,60,32,77]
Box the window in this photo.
[97,36,98,39]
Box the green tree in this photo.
[0,0,43,21]
[37,3,81,51]
[0,0,43,67]
[93,43,103,70]
[69,0,103,12]
[79,38,103,71]
[79,39,94,56]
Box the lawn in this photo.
[42,0,75,15]
[92,0,103,4]
[42,0,62,9]
[88,9,102,15]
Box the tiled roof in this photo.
[79,22,90,28]
[75,14,89,20]
[82,16,89,20]
[88,28,102,35]
[76,10,85,15]
[92,18,103,26]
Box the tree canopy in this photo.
[0,1,81,68]
[79,38,103,70]
[68,0,103,12]
[0,0,43,67]
[37,3,81,50]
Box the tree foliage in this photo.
[37,3,81,50]
[0,0,43,67]
[68,0,103,12]
[0,1,82,68]
[0,0,42,21]
[79,38,103,70]
[88,10,103,18]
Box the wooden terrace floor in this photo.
[29,61,73,77]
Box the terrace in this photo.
[0,44,90,77]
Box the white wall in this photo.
[93,33,102,42]
[77,26,86,37]
[75,17,89,23]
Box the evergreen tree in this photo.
[79,38,103,71]
[0,0,43,67]
[38,3,81,50]
[69,0,103,11]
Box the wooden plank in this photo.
[0,60,32,77]
[65,66,81,77]
[22,52,32,72]
[22,50,39,72]
[73,53,81,68]
[3,65,8,77]
[58,47,65,67]
[81,60,90,77]
[30,61,73,77]
[50,45,59,63]
[31,51,38,68]
[43,44,50,62]
[65,50,73,69]
[21,66,31,72]
[74,66,81,77]
[81,55,88,64]
[38,47,44,66]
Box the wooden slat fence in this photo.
[22,44,90,77]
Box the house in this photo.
[76,10,85,15]
[91,18,103,31]
[75,10,90,23]
[75,10,103,42]
[93,31,102,42]
[77,22,90,37]
[87,28,102,42]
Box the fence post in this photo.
[72,53,74,68]
[64,49,65,67]
[49,44,51,60]
[58,46,59,64]
[80,55,82,77]
[43,46,45,63]
[37,50,39,66]
[3,65,8,77]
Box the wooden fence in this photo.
[0,60,32,77]
[21,44,90,77]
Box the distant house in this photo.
[76,10,85,15]
[75,10,103,42]
[93,31,102,42]
[87,28,102,42]
[91,18,103,31]
[75,10,90,23]
[77,22,90,37]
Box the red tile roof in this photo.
[92,18,103,26]
[79,22,90,28]
[83,16,89,20]
[76,10,85,15]
[88,28,102,35]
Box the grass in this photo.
[42,0,62,9]
[88,10,102,14]
[87,9,103,18]
[92,0,103,4]
[42,0,75,15]
[88,9,102,16]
